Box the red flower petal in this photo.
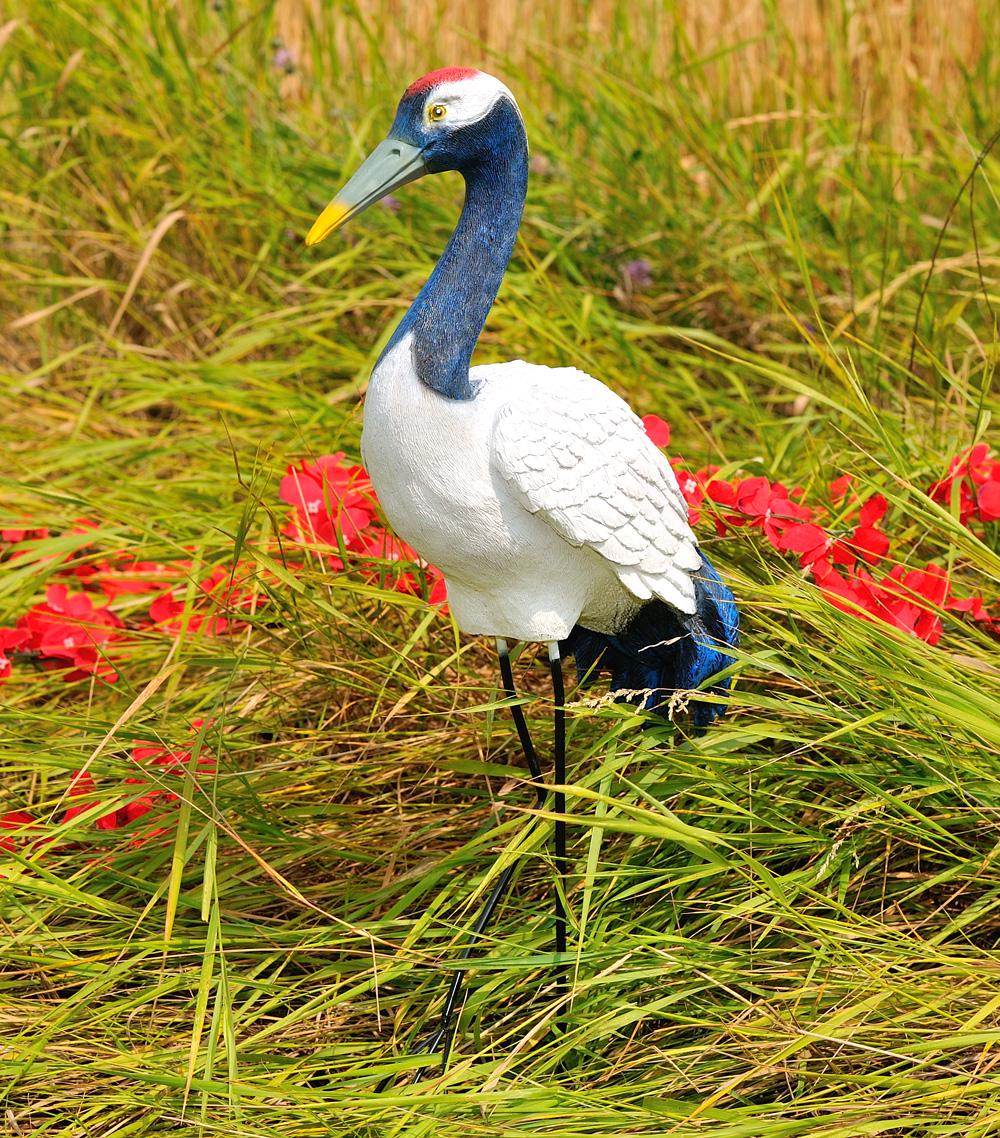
[829,474,853,501]
[776,522,830,566]
[849,525,890,566]
[859,495,888,528]
[279,469,325,517]
[0,627,28,651]
[1,810,35,828]
[977,480,1000,522]
[427,574,449,607]
[735,477,772,517]
[705,479,737,507]
[642,414,671,448]
[0,810,37,853]
[69,770,96,796]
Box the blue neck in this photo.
[379,115,528,400]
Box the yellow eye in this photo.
[428,103,447,123]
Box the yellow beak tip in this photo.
[305,201,351,247]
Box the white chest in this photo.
[359,339,633,641]
[360,337,509,581]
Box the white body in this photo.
[361,335,703,643]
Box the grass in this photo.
[2,1,1000,1134]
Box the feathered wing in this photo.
[489,365,739,726]
[490,367,703,615]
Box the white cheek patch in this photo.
[426,73,522,130]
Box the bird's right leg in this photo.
[410,639,545,1073]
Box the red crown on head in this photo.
[405,67,480,96]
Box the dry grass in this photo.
[275,0,996,148]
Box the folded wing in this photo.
[490,368,703,616]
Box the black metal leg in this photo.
[410,858,519,1074]
[497,640,545,799]
[403,640,546,1078]
[378,641,570,1090]
[548,642,568,1008]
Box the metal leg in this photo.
[497,639,545,797]
[378,641,570,1089]
[548,641,568,1007]
[410,858,519,1073]
[404,640,546,1078]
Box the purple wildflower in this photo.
[272,45,296,74]
[621,258,653,290]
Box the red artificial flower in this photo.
[948,594,1000,638]
[929,444,1000,526]
[824,564,948,646]
[889,564,949,607]
[858,495,888,527]
[60,729,216,841]
[121,731,215,839]
[279,453,451,609]
[881,565,949,645]
[63,769,120,829]
[706,477,737,510]
[829,474,853,502]
[810,550,966,646]
[964,444,993,484]
[979,480,1000,523]
[129,739,214,775]
[148,590,186,626]
[811,558,876,621]
[699,477,733,533]
[92,557,192,601]
[930,475,976,524]
[721,476,812,546]
[66,776,165,834]
[734,476,772,518]
[352,527,418,564]
[146,564,264,636]
[0,626,28,683]
[671,464,708,518]
[352,528,449,607]
[427,573,448,607]
[642,415,671,448]
[830,523,890,569]
[775,522,830,567]
[1,525,49,543]
[17,585,123,682]
[215,566,266,616]
[280,453,379,550]
[1,810,37,853]
[120,792,167,825]
[849,524,890,565]
[147,590,230,636]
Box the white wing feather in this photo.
[488,365,703,615]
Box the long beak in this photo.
[305,138,427,246]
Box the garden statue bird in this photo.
[305,67,739,1073]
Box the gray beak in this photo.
[305,138,427,245]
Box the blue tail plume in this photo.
[562,555,739,730]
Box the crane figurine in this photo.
[306,68,738,1071]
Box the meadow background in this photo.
[2,0,1000,1134]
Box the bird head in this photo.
[306,69,526,246]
